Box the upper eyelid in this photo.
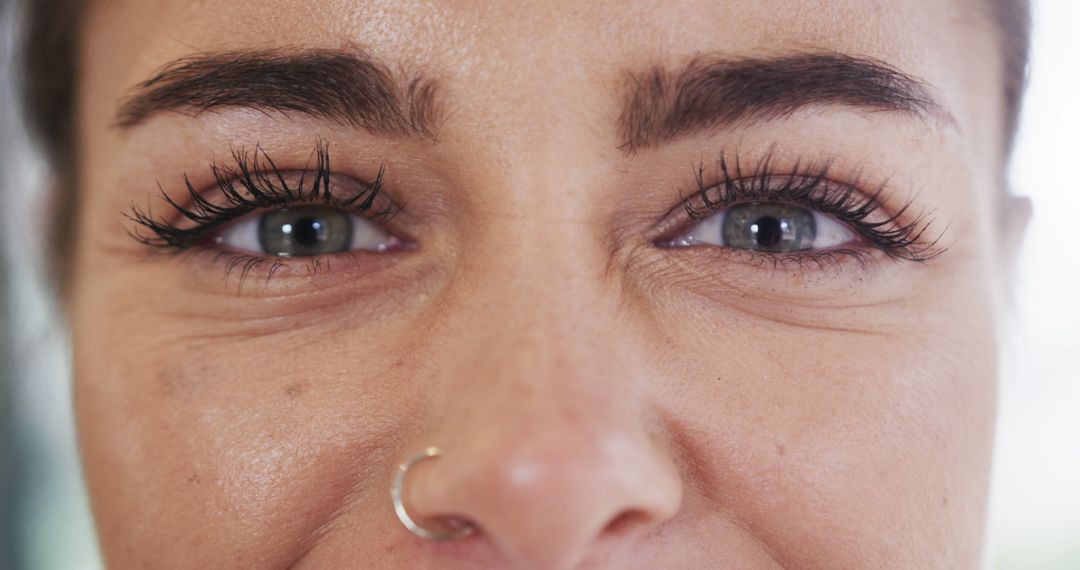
[155,172,393,226]
[126,142,404,251]
[650,155,944,262]
[649,168,856,238]
[687,155,898,224]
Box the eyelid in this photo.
[653,174,870,240]
[127,141,410,252]
[130,172,401,252]
[197,169,401,229]
[651,152,945,263]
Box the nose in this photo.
[403,410,682,569]
[399,296,683,569]
[390,171,684,567]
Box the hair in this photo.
[20,0,84,291]
[987,0,1034,153]
[18,0,1032,291]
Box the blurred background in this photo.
[0,0,1077,568]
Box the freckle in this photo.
[284,383,306,398]
[942,495,949,507]
[156,367,186,398]
[392,360,405,368]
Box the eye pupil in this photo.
[750,216,783,247]
[289,217,327,247]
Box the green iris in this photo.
[258,205,354,257]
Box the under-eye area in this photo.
[653,150,947,273]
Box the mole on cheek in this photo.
[284,383,308,398]
[152,357,215,399]
[154,365,199,399]
[155,368,183,398]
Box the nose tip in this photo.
[402,432,682,569]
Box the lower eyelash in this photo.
[715,247,877,273]
[680,150,947,263]
[174,247,392,294]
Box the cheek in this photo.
[72,310,414,566]
[650,271,998,566]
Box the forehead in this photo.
[91,0,985,52]
[88,0,994,80]
[82,0,1001,153]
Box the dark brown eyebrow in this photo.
[618,52,952,153]
[115,49,442,139]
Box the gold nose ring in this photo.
[391,447,475,541]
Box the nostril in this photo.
[420,513,482,540]
[442,515,479,535]
[601,509,652,538]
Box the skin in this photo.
[69,0,1015,568]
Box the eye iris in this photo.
[258,206,353,257]
[722,203,816,252]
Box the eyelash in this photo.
[126,139,395,252]
[662,150,945,265]
[126,144,942,289]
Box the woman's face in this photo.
[70,0,1009,567]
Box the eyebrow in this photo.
[617,52,952,152]
[115,49,442,138]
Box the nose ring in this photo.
[391,447,475,541]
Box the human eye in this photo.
[216,204,400,257]
[654,151,944,268]
[664,202,856,253]
[126,140,409,285]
